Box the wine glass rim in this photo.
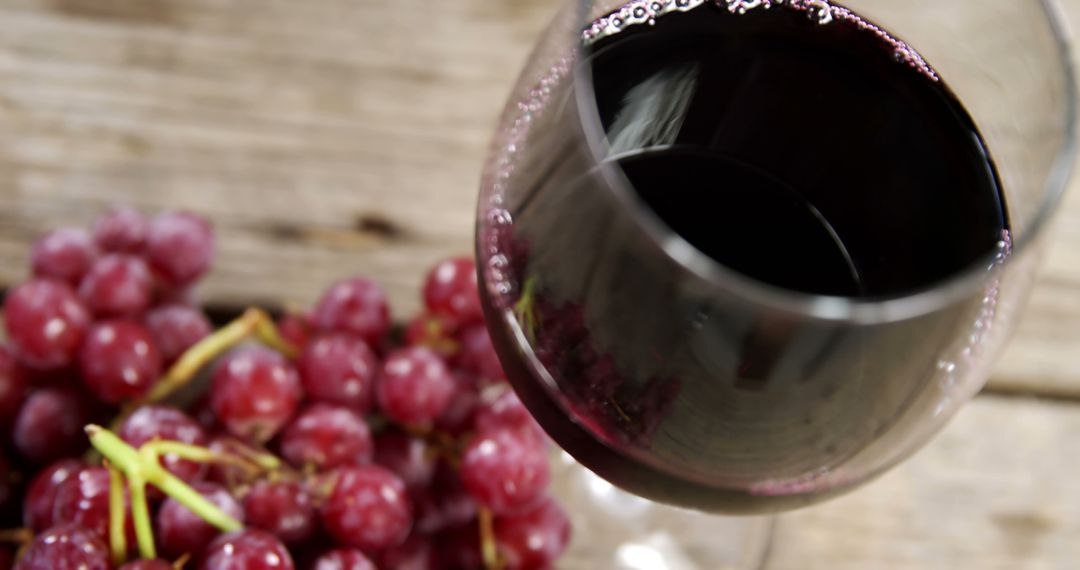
[572,0,1079,324]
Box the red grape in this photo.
[435,371,481,436]
[146,211,215,287]
[79,320,163,404]
[460,427,550,515]
[158,482,244,559]
[200,530,294,570]
[312,548,376,570]
[379,534,434,570]
[13,386,89,463]
[280,403,373,471]
[119,561,173,570]
[373,429,435,493]
[312,277,390,345]
[474,389,544,440]
[435,524,482,570]
[204,436,248,488]
[276,313,314,351]
[320,465,412,552]
[154,284,199,308]
[190,394,221,432]
[211,347,302,443]
[14,523,110,570]
[4,279,90,370]
[0,347,27,422]
[50,467,113,540]
[79,254,154,318]
[242,480,316,545]
[298,333,378,413]
[376,347,455,428]
[11,364,68,387]
[422,257,482,326]
[119,405,208,485]
[413,462,477,535]
[403,312,458,358]
[23,459,84,531]
[145,304,212,363]
[30,228,98,285]
[0,549,11,570]
[494,496,571,570]
[93,206,149,253]
[455,323,505,383]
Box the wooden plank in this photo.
[994,188,1080,397]
[0,2,1076,568]
[0,0,1075,398]
[0,0,560,316]
[988,0,1080,396]
[765,395,1080,570]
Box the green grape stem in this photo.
[86,425,245,560]
[478,507,503,570]
[106,464,127,565]
[142,308,298,406]
[512,276,540,344]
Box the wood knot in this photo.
[355,214,406,240]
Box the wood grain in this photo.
[765,395,1080,570]
[0,0,1076,398]
[0,2,1079,566]
[993,180,1080,397]
[0,0,558,314]
[0,0,1075,400]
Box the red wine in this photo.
[478,0,1009,512]
[590,2,1006,298]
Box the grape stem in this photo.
[212,437,297,487]
[512,276,539,344]
[172,553,191,570]
[478,507,503,570]
[106,463,127,565]
[141,308,299,407]
[419,318,461,355]
[215,438,286,474]
[400,423,462,469]
[86,425,245,560]
[0,528,33,544]
[0,528,32,564]
[128,472,155,560]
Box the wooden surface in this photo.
[0,0,1078,568]
[765,396,1080,569]
[0,0,556,314]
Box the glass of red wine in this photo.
[477,0,1074,556]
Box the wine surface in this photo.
[589,1,1007,296]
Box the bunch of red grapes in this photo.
[0,208,570,569]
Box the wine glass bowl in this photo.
[476,0,1075,514]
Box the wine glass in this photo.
[477,0,1074,529]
